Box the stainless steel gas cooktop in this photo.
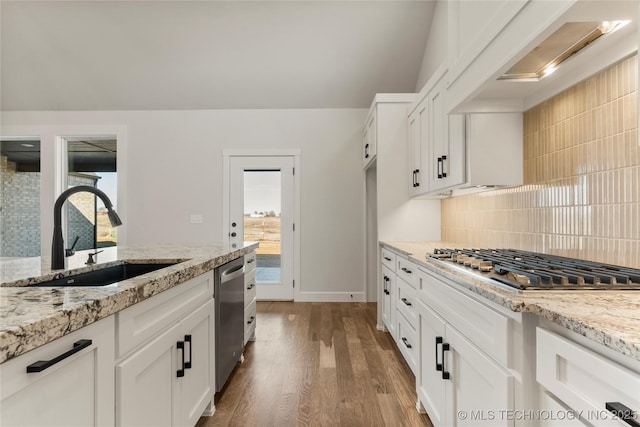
[428,248,640,291]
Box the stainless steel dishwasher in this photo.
[214,256,245,392]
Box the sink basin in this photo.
[32,263,180,287]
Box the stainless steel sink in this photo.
[32,262,180,287]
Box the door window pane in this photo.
[0,139,41,258]
[66,138,117,250]
[243,171,281,282]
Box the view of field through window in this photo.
[243,170,281,282]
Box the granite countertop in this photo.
[0,242,258,364]
[381,241,640,362]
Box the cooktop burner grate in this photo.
[428,248,640,291]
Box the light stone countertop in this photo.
[381,241,640,362]
[0,242,258,364]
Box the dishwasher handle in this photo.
[221,264,244,283]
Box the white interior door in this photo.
[228,156,295,300]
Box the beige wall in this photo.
[442,54,639,268]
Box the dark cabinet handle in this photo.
[412,170,416,187]
[435,336,443,371]
[441,155,447,178]
[415,169,420,187]
[442,342,450,380]
[247,316,255,325]
[26,339,92,373]
[247,258,255,264]
[401,267,412,274]
[177,341,185,377]
[184,335,192,369]
[606,402,640,427]
[437,157,443,179]
[401,337,412,349]
[383,256,392,262]
[401,297,412,307]
[247,283,255,290]
[230,232,237,237]
[365,143,370,159]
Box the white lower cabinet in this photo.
[416,299,515,427]
[115,270,215,427]
[117,299,214,427]
[381,265,396,338]
[0,316,115,427]
[537,327,640,427]
[244,251,257,345]
[415,272,515,427]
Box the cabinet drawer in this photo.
[396,277,417,329]
[381,248,396,271]
[419,269,510,367]
[244,300,257,345]
[244,252,256,273]
[397,256,419,289]
[116,271,214,359]
[396,310,418,375]
[244,269,256,307]
[537,328,640,424]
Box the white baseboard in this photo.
[296,291,366,302]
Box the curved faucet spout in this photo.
[51,185,122,270]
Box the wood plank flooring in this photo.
[196,302,433,427]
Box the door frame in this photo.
[222,149,301,301]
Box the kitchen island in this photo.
[1,242,257,427]
[0,242,258,363]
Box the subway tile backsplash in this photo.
[442,54,639,268]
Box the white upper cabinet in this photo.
[362,111,377,169]
[408,63,522,197]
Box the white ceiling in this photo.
[0,1,436,111]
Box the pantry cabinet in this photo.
[0,316,115,427]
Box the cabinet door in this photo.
[428,78,449,192]
[381,266,396,338]
[416,299,448,427]
[180,300,215,427]
[363,112,376,168]
[408,106,425,196]
[0,317,114,427]
[117,323,181,427]
[445,326,514,427]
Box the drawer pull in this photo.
[401,297,412,307]
[26,339,92,373]
[247,316,255,325]
[383,256,392,262]
[441,342,450,380]
[401,267,412,274]
[435,336,443,371]
[401,337,412,349]
[605,402,640,427]
[246,258,255,264]
[247,283,255,290]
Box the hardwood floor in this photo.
[197,302,433,427]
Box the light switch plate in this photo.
[190,214,203,224]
